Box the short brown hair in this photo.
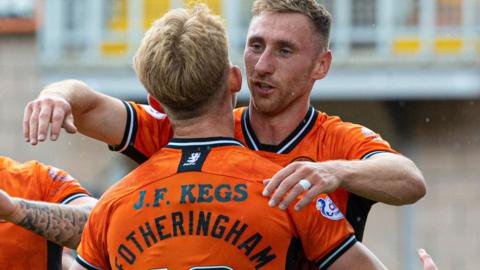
[133,4,229,120]
[252,0,332,49]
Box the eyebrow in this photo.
[248,35,299,49]
[247,35,264,43]
[277,40,297,50]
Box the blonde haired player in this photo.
[26,0,426,268]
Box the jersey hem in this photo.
[317,234,357,270]
[76,255,102,270]
[60,193,90,205]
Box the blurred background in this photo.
[0,0,479,269]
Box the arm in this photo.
[0,189,97,249]
[418,249,439,270]
[338,153,426,205]
[328,242,387,270]
[263,152,426,210]
[62,250,76,270]
[69,262,88,270]
[23,79,127,146]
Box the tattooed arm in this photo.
[0,189,97,249]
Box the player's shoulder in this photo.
[233,106,246,121]
[126,101,168,120]
[315,110,390,149]
[316,110,344,126]
[233,106,246,114]
[315,110,365,133]
[0,156,42,179]
[102,148,179,198]
[0,155,17,170]
[206,146,282,182]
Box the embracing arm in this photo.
[338,152,426,205]
[264,152,426,210]
[0,190,97,249]
[328,242,437,270]
[69,262,88,270]
[328,242,387,270]
[24,79,127,146]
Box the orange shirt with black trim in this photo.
[110,102,397,241]
[78,138,356,270]
[0,156,91,270]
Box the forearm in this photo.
[339,153,426,205]
[40,80,101,117]
[10,199,92,249]
[39,80,126,145]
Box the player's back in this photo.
[96,139,295,269]
[79,138,355,270]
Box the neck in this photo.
[248,101,310,145]
[172,110,235,139]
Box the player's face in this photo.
[244,12,325,115]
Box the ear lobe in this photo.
[312,50,332,80]
[147,94,164,113]
[228,65,243,93]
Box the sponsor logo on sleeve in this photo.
[361,127,383,142]
[141,104,167,120]
[316,195,345,220]
[48,167,74,182]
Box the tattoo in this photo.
[17,200,90,249]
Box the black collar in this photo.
[165,137,244,149]
[241,106,318,154]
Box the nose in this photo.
[254,49,274,76]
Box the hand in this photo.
[418,249,438,270]
[0,189,17,221]
[262,161,343,211]
[23,95,78,145]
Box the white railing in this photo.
[38,0,480,67]
[37,0,480,100]
[0,0,33,17]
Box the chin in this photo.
[252,100,279,115]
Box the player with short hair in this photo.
[0,155,97,270]
[24,0,425,248]
[70,5,387,270]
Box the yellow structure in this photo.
[393,37,422,54]
[101,0,223,55]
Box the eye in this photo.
[249,42,263,53]
[279,47,292,56]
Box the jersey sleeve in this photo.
[34,162,91,204]
[109,101,174,164]
[76,199,111,270]
[323,117,398,161]
[288,194,357,270]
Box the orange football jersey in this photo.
[0,156,91,270]
[78,138,355,270]
[110,102,397,241]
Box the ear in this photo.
[228,65,242,94]
[311,50,332,80]
[147,94,164,113]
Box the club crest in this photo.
[316,196,344,220]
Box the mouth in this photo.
[253,80,275,95]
